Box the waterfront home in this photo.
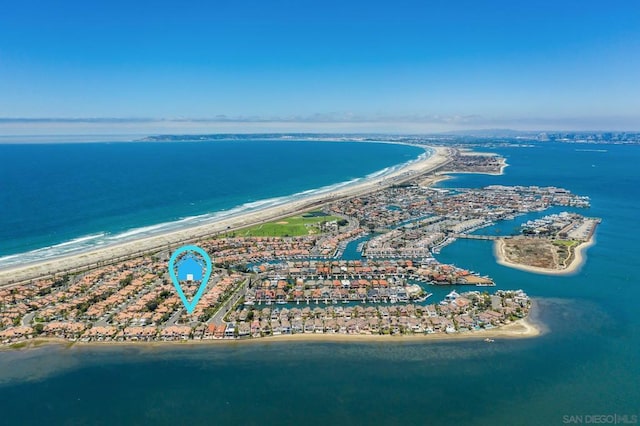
[224,323,235,338]
[270,309,279,321]
[291,320,303,334]
[379,307,390,319]
[259,320,271,335]
[122,326,158,341]
[304,321,315,333]
[160,326,191,341]
[43,322,86,339]
[193,324,206,340]
[250,320,260,337]
[290,308,302,321]
[455,314,475,331]
[237,323,250,337]
[0,326,34,343]
[281,320,292,334]
[214,324,226,339]
[357,319,369,334]
[346,320,358,334]
[271,321,282,335]
[204,324,217,339]
[82,326,118,341]
[453,297,471,310]
[429,317,445,332]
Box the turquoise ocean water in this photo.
[0,140,424,265]
[0,141,638,425]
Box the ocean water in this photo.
[0,142,639,425]
[0,140,424,262]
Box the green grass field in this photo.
[225,212,341,237]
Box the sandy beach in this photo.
[494,236,594,276]
[251,317,540,343]
[2,316,541,352]
[482,159,508,176]
[0,145,452,286]
[418,172,452,187]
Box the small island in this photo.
[495,212,600,275]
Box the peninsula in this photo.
[494,212,600,275]
[0,143,597,348]
[0,145,451,287]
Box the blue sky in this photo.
[1,0,639,132]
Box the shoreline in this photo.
[0,145,452,286]
[442,161,508,177]
[419,160,508,187]
[1,316,541,352]
[494,236,594,276]
[419,172,452,187]
[452,148,508,175]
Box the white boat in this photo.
[414,292,433,302]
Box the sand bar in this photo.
[0,145,452,286]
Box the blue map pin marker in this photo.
[168,245,212,314]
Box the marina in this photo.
[1,0,638,421]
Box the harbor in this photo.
[0,149,597,347]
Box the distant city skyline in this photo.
[0,115,638,139]
[1,1,639,133]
